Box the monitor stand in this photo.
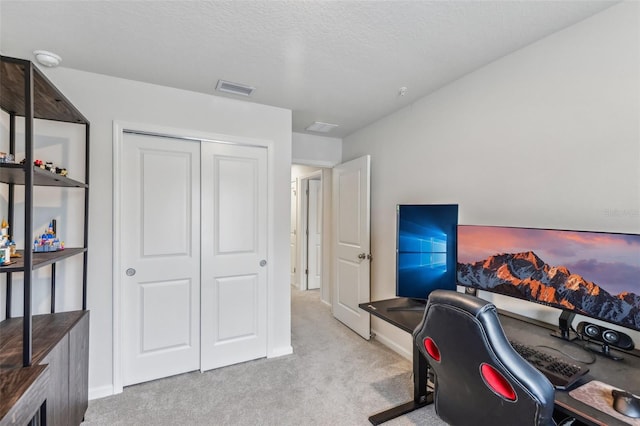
[550,310,578,341]
[387,298,427,312]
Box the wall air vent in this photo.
[215,80,255,97]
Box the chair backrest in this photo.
[413,290,556,426]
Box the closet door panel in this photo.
[200,142,268,371]
[121,132,201,386]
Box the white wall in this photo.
[291,164,322,180]
[2,67,293,398]
[343,2,640,358]
[292,132,342,167]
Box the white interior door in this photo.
[200,141,268,371]
[307,179,322,290]
[332,155,371,339]
[291,181,297,287]
[121,132,201,386]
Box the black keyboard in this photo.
[509,340,588,390]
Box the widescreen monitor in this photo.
[396,204,458,300]
[456,225,640,332]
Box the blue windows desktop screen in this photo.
[396,204,458,300]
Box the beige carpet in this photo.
[82,287,445,425]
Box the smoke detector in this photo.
[33,50,62,67]
[216,80,255,97]
[305,121,339,133]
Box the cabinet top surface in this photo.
[0,310,89,372]
[1,56,89,124]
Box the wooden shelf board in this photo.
[0,164,87,188]
[0,364,49,422]
[1,57,88,124]
[0,248,87,273]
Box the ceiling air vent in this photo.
[215,80,255,97]
[305,121,339,133]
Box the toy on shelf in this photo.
[33,220,65,253]
[0,218,18,265]
[0,152,15,163]
[20,159,68,176]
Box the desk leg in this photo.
[368,345,434,425]
[413,343,429,404]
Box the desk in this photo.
[360,298,640,426]
[359,298,431,425]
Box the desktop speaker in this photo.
[576,321,635,350]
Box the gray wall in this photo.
[343,2,640,357]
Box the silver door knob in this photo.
[260,259,267,267]
[125,268,136,276]
[358,253,366,260]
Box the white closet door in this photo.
[200,142,268,371]
[121,132,201,386]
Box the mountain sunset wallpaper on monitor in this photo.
[456,225,640,331]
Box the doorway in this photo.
[290,156,371,339]
[291,165,330,305]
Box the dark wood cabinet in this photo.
[68,313,89,425]
[42,334,69,425]
[0,311,89,426]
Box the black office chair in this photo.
[413,290,557,426]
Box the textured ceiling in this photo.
[0,1,618,138]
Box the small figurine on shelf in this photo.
[33,219,64,253]
[1,218,8,237]
[0,152,15,163]
[0,218,14,265]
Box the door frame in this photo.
[297,170,322,291]
[112,121,275,394]
[290,180,297,287]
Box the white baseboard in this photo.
[268,345,293,358]
[371,328,412,360]
[89,384,117,400]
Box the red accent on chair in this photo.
[481,363,517,401]
[424,337,441,361]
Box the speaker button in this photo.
[603,330,619,344]
[585,324,600,337]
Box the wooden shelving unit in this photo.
[1,54,90,425]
